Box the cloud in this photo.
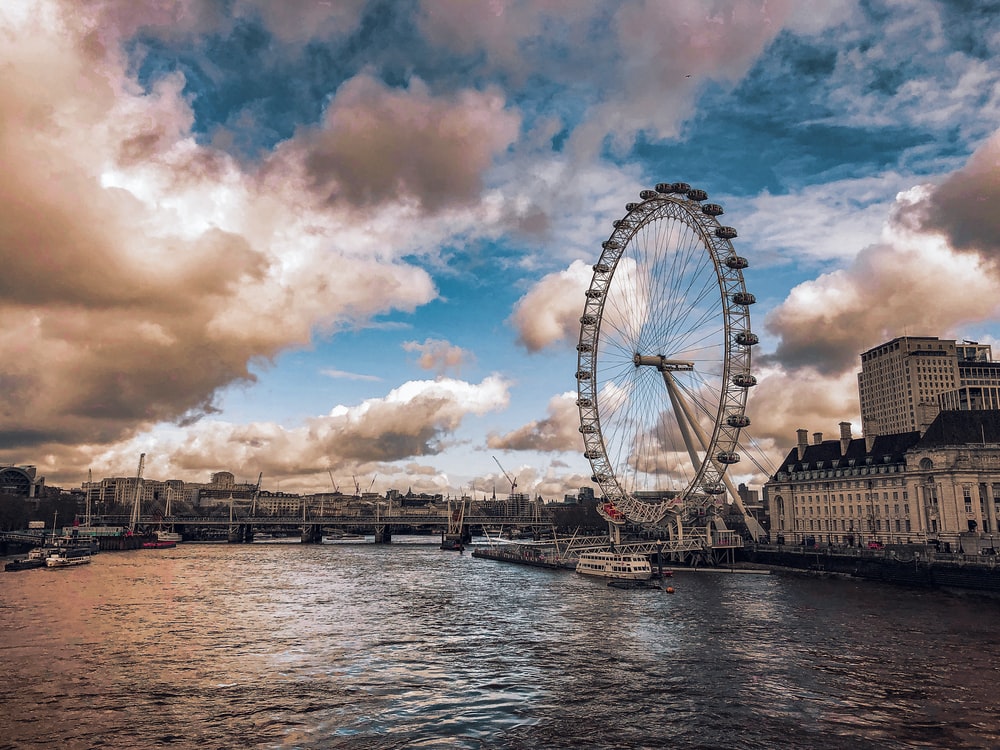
[402,338,475,375]
[488,391,580,452]
[70,375,511,487]
[321,369,382,382]
[0,3,442,451]
[917,129,1000,262]
[510,259,592,351]
[762,183,1000,375]
[275,73,521,212]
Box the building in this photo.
[0,465,44,497]
[764,413,1000,551]
[858,336,1000,437]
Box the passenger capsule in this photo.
[580,315,596,325]
[625,202,640,212]
[687,188,708,202]
[702,203,724,216]
[576,342,593,353]
[725,255,749,269]
[593,263,610,273]
[716,451,741,465]
[579,424,596,434]
[576,370,592,380]
[704,483,726,495]
[732,373,757,388]
[592,473,611,484]
[716,226,738,240]
[726,413,752,428]
[655,182,673,193]
[735,331,759,346]
[639,189,659,200]
[576,398,593,408]
[585,289,604,299]
[671,182,691,193]
[584,450,603,460]
[602,239,620,249]
[732,292,756,306]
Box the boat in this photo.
[155,530,183,543]
[576,551,653,581]
[45,547,93,568]
[321,532,369,544]
[142,539,177,549]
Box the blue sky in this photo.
[2,0,999,499]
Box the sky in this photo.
[2,0,1000,500]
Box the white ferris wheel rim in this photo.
[576,184,756,526]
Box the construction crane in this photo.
[128,453,145,533]
[327,470,340,493]
[250,472,263,516]
[493,456,517,495]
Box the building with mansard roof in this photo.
[764,412,1000,552]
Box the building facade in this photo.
[764,413,1000,551]
[858,336,1000,437]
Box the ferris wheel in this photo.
[576,182,757,526]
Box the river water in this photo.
[1,539,999,749]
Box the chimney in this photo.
[812,432,823,445]
[839,422,852,456]
[796,429,809,461]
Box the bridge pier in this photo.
[374,527,391,544]
[301,524,322,544]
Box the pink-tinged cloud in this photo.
[510,260,592,351]
[402,338,475,375]
[918,129,1000,261]
[276,74,521,212]
[0,4,443,452]
[488,391,581,452]
[82,375,511,483]
[763,183,1000,375]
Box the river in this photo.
[1,539,998,749]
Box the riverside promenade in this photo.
[745,543,1000,593]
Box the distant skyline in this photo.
[2,0,999,499]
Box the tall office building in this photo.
[858,336,1000,438]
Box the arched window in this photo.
[919,458,934,471]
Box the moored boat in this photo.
[45,547,93,568]
[142,539,177,549]
[576,551,652,581]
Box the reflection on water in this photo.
[2,541,1000,749]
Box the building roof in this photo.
[772,432,921,478]
[917,410,1000,447]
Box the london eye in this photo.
[576,183,758,529]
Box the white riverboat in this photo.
[45,547,93,568]
[576,551,652,581]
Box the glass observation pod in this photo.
[654,182,674,193]
[716,226,738,240]
[593,263,611,273]
[576,342,593,352]
[733,373,758,388]
[686,188,708,201]
[639,189,659,200]
[671,182,691,193]
[725,255,749,269]
[716,451,741,464]
[585,289,604,299]
[704,484,726,495]
[576,397,593,407]
[576,370,592,380]
[702,203,724,216]
[732,291,756,306]
[579,424,597,433]
[726,413,752,428]
[625,202,640,211]
[735,331,759,346]
[602,240,620,249]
